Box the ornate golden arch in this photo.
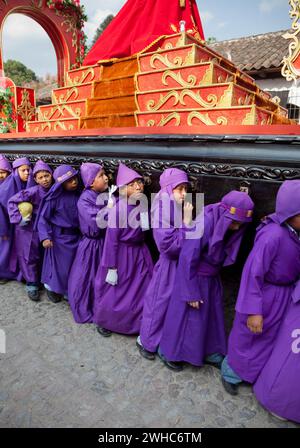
[282,0,300,81]
[0,0,86,86]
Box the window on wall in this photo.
[265,90,289,108]
[265,89,300,122]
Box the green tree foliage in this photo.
[90,14,114,48]
[4,59,38,86]
[206,37,217,44]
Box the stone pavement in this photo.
[0,281,298,428]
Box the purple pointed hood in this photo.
[275,180,300,224]
[116,163,142,187]
[205,190,255,267]
[80,162,103,188]
[34,164,79,231]
[152,168,189,228]
[159,168,189,196]
[0,155,12,173]
[0,157,35,209]
[33,160,52,176]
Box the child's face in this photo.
[228,220,242,231]
[0,169,9,181]
[287,214,300,232]
[18,165,30,182]
[63,176,79,191]
[91,169,109,192]
[121,178,144,197]
[173,183,188,204]
[35,170,52,189]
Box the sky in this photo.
[1,0,293,79]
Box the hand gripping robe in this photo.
[226,180,300,384]
[0,157,34,280]
[8,161,53,284]
[93,163,153,335]
[37,165,80,296]
[253,280,300,423]
[68,163,107,323]
[139,168,189,352]
[159,191,254,366]
[83,0,204,65]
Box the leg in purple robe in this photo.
[253,298,300,423]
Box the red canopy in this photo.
[84,0,205,65]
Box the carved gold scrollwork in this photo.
[40,104,82,121]
[150,48,195,69]
[53,87,79,104]
[147,112,181,126]
[147,91,180,111]
[282,0,300,81]
[17,90,36,122]
[238,94,253,106]
[146,89,218,112]
[187,111,228,126]
[53,121,75,131]
[66,68,95,87]
[162,70,197,88]
[150,53,184,69]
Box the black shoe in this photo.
[96,326,112,337]
[27,290,40,302]
[136,340,156,360]
[0,278,9,285]
[157,350,183,372]
[46,289,62,303]
[221,377,239,396]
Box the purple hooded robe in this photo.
[139,168,190,352]
[68,163,107,323]
[253,280,300,423]
[37,165,80,296]
[159,191,254,366]
[93,163,154,335]
[0,157,34,280]
[227,180,300,384]
[8,160,53,284]
[0,156,12,184]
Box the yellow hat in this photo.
[18,202,33,219]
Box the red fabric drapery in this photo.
[84,0,205,65]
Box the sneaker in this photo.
[269,411,288,422]
[157,349,183,372]
[221,377,239,396]
[96,326,112,337]
[136,340,156,361]
[27,290,40,302]
[46,289,62,303]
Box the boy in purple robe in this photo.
[0,157,34,284]
[159,191,254,371]
[93,163,153,336]
[0,156,11,184]
[37,165,80,303]
[137,168,193,360]
[221,180,300,396]
[8,160,53,301]
[254,279,300,423]
[68,162,109,323]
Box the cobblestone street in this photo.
[0,281,298,428]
